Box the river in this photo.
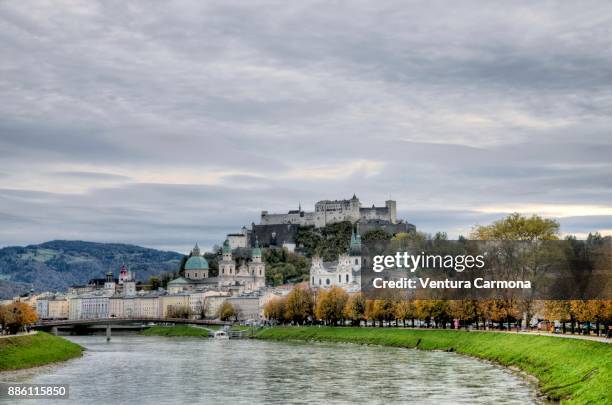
[2,335,538,404]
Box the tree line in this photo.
[264,286,612,335]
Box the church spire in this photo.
[252,238,262,258]
[349,226,361,255]
[192,242,201,256]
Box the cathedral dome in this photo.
[185,255,209,270]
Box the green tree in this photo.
[392,231,427,242]
[296,221,354,260]
[148,276,161,291]
[362,229,392,242]
[471,213,560,241]
[471,213,561,328]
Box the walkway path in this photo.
[516,330,610,343]
[397,327,611,343]
[0,331,36,339]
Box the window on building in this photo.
[346,274,349,282]
[312,277,314,284]
[338,274,341,282]
[326,278,330,285]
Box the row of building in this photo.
[32,241,276,322]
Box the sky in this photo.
[1,1,612,253]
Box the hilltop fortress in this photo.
[260,194,397,228]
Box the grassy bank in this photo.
[0,332,83,371]
[256,327,611,403]
[140,325,212,337]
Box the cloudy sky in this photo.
[1,1,612,252]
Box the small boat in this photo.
[213,330,229,339]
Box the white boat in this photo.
[213,330,229,339]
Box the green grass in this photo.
[0,332,83,371]
[139,325,213,337]
[256,327,611,404]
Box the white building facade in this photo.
[310,229,362,292]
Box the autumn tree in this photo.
[0,302,38,334]
[285,288,314,325]
[343,293,366,326]
[489,299,520,330]
[394,300,415,327]
[315,286,348,325]
[264,297,286,324]
[218,301,237,321]
[544,301,571,333]
[450,300,479,329]
[364,300,379,327]
[167,305,192,319]
[414,300,433,327]
[378,299,396,327]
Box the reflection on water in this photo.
[1,336,537,404]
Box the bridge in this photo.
[33,318,232,341]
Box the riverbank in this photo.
[0,332,83,371]
[140,325,213,337]
[256,327,611,404]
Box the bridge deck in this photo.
[34,318,231,328]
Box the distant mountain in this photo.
[0,240,183,299]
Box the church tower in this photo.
[219,239,235,284]
[349,227,362,268]
[248,239,265,288]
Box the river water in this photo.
[2,335,537,404]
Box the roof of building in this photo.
[167,277,192,285]
[185,255,209,270]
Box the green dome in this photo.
[185,255,209,270]
[222,239,231,254]
[252,239,261,257]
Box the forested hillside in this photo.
[0,240,182,298]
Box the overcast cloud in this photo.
[1,1,612,252]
